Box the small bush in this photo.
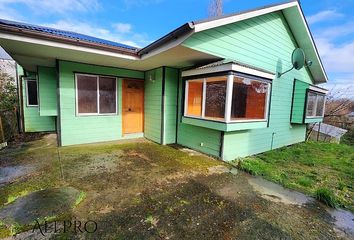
[315,188,337,208]
[341,128,354,146]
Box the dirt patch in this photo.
[208,165,230,174]
[74,177,292,240]
[64,152,123,179]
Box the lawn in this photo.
[238,142,354,211]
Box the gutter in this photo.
[0,24,139,57]
[138,22,194,56]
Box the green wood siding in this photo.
[144,68,163,143]
[291,79,309,124]
[58,60,144,146]
[22,79,56,132]
[38,66,58,116]
[164,67,178,144]
[182,12,315,160]
[177,76,222,157]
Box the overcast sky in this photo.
[0,0,353,90]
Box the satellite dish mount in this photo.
[278,48,307,78]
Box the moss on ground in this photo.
[0,136,223,238]
[238,141,354,211]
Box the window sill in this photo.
[76,113,118,117]
[182,116,268,132]
[305,117,323,123]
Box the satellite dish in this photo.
[278,48,308,78]
[292,48,306,70]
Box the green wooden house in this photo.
[0,0,328,161]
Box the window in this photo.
[76,74,117,115]
[231,77,269,120]
[99,77,117,114]
[26,80,38,106]
[306,91,325,118]
[186,80,203,117]
[184,74,270,123]
[316,95,325,116]
[205,76,227,120]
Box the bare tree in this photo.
[208,0,223,17]
[324,85,354,129]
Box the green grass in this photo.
[238,142,354,210]
[315,188,337,208]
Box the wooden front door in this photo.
[122,79,144,134]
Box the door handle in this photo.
[128,108,132,112]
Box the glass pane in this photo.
[187,80,203,117]
[306,92,317,117]
[99,77,116,114]
[316,95,325,117]
[205,76,227,120]
[27,80,38,105]
[231,77,268,120]
[77,75,98,114]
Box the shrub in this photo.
[315,188,337,208]
[341,128,354,146]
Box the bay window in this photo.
[205,76,227,120]
[306,91,325,118]
[231,77,269,120]
[76,74,117,115]
[184,74,271,123]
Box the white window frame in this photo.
[306,91,326,118]
[184,74,271,124]
[75,73,118,116]
[25,79,39,107]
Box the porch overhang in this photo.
[0,32,219,72]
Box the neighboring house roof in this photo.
[348,112,354,117]
[312,123,348,139]
[0,0,328,83]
